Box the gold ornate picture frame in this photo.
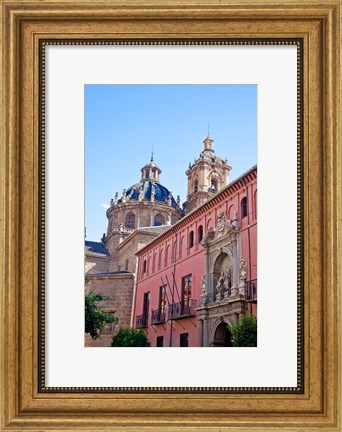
[0,1,341,430]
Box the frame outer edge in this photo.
[0,0,341,430]
[1,3,20,429]
[334,1,342,430]
[323,5,340,429]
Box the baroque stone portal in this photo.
[196,211,247,347]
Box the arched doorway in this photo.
[213,322,233,347]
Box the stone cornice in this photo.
[116,229,160,251]
[137,165,257,256]
[106,199,182,216]
[87,273,135,281]
[85,251,112,259]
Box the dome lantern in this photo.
[140,158,162,183]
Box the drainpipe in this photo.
[241,177,252,313]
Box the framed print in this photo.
[46,44,296,389]
[1,0,341,431]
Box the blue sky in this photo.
[85,85,257,241]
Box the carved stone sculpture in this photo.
[240,259,247,281]
[216,211,226,234]
[201,275,205,297]
[216,272,226,298]
[225,268,232,289]
[138,187,144,202]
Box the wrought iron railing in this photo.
[136,313,148,328]
[246,279,257,302]
[151,308,166,325]
[168,299,197,320]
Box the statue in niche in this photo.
[225,268,232,289]
[240,259,247,282]
[216,272,226,296]
[225,269,232,297]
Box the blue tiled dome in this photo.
[119,181,177,208]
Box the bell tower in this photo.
[183,136,232,213]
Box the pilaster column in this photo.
[137,207,140,228]
[204,246,211,296]
[203,316,209,347]
[198,318,204,347]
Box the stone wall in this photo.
[117,235,139,273]
[85,254,111,274]
[85,273,135,347]
[117,231,160,273]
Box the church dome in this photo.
[119,180,178,208]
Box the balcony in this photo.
[136,313,148,328]
[246,279,257,302]
[168,300,196,320]
[151,308,166,325]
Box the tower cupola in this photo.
[203,135,214,152]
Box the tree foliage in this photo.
[85,290,118,340]
[228,313,257,347]
[111,327,151,347]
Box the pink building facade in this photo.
[134,166,257,347]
